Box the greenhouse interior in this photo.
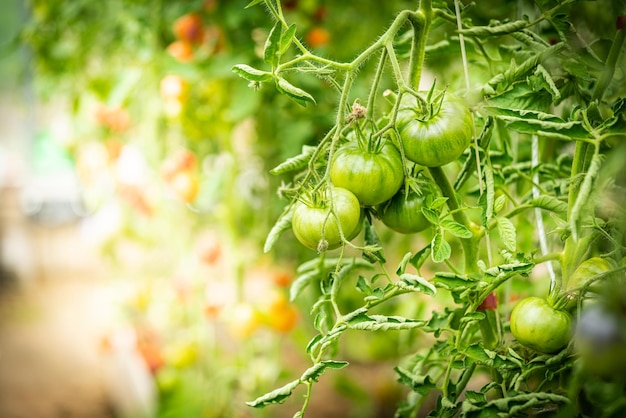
[0,0,625,417]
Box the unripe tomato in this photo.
[167,40,194,62]
[330,139,404,206]
[172,13,205,44]
[510,296,572,353]
[377,188,430,234]
[306,27,330,48]
[292,187,362,251]
[396,92,473,167]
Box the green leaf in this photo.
[409,245,431,270]
[496,216,516,252]
[494,195,506,214]
[232,64,273,82]
[458,19,527,37]
[275,77,316,106]
[531,195,567,215]
[363,218,386,263]
[270,145,316,175]
[346,312,426,331]
[421,207,439,225]
[246,379,300,408]
[395,366,436,396]
[441,219,473,239]
[396,252,413,275]
[264,21,282,67]
[279,24,297,55]
[245,0,265,8]
[397,273,436,296]
[432,232,451,263]
[356,275,372,295]
[300,360,349,382]
[289,269,319,301]
[264,206,293,253]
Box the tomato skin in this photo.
[292,187,362,251]
[396,93,473,167]
[330,140,404,206]
[377,189,430,234]
[510,296,572,353]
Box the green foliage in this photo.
[236,0,626,417]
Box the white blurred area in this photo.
[0,96,157,418]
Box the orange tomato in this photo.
[167,40,194,62]
[169,171,199,203]
[306,27,330,48]
[94,105,131,133]
[264,293,299,333]
[160,149,197,182]
[196,233,222,265]
[172,13,205,45]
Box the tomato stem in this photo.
[408,0,432,90]
[428,166,479,273]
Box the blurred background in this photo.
[0,1,418,417]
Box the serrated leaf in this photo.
[305,334,323,354]
[397,273,436,296]
[496,216,516,252]
[276,77,316,106]
[421,207,439,225]
[431,232,451,263]
[289,269,319,301]
[363,218,386,263]
[301,360,348,382]
[246,379,300,408]
[396,252,413,275]
[458,19,527,37]
[531,195,567,215]
[356,275,371,295]
[409,245,431,270]
[264,206,293,253]
[395,366,436,396]
[494,195,506,214]
[264,21,282,67]
[441,219,473,239]
[346,312,426,331]
[232,64,273,82]
[429,197,449,210]
[279,24,297,55]
[270,145,317,175]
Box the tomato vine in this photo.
[235,0,626,417]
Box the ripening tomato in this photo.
[377,188,430,234]
[396,92,473,167]
[330,138,404,206]
[292,187,362,251]
[172,13,205,44]
[160,149,197,182]
[306,27,330,48]
[263,293,299,333]
[167,40,194,62]
[510,296,572,353]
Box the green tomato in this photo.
[396,92,473,167]
[292,187,362,251]
[377,188,430,234]
[330,138,404,206]
[510,296,572,353]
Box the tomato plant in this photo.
[330,128,404,206]
[377,185,430,234]
[291,186,362,251]
[396,91,473,167]
[233,0,626,417]
[509,296,572,353]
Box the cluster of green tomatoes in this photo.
[291,91,473,252]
